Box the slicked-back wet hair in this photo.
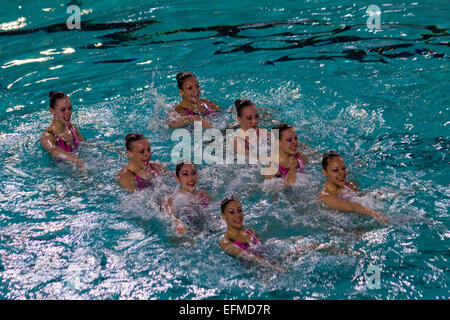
[176,72,196,89]
[125,133,146,151]
[234,99,255,117]
[321,151,342,170]
[49,91,68,109]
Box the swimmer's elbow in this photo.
[167,120,177,128]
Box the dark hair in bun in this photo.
[175,160,196,178]
[234,99,254,117]
[125,133,146,151]
[220,196,239,213]
[321,151,342,170]
[176,72,196,89]
[272,123,293,140]
[49,91,68,109]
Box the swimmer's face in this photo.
[222,200,244,229]
[50,97,72,125]
[128,139,152,168]
[176,163,198,192]
[322,157,347,186]
[237,104,259,130]
[279,128,298,155]
[179,76,201,104]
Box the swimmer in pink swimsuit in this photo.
[220,197,283,271]
[54,125,80,153]
[167,72,222,129]
[117,133,167,191]
[264,123,308,185]
[163,161,212,236]
[317,151,389,225]
[40,91,85,168]
[126,162,159,190]
[232,99,272,162]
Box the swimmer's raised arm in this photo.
[162,196,187,236]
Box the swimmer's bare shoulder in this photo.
[117,168,135,191]
[345,181,359,192]
[40,129,57,151]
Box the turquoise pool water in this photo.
[0,0,449,299]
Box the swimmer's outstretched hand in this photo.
[76,158,85,171]
[201,119,213,129]
[175,220,187,236]
[371,211,390,225]
[274,265,285,273]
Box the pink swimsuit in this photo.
[54,126,79,153]
[183,101,214,117]
[128,163,158,190]
[228,229,261,251]
[275,153,305,178]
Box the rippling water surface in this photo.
[0,0,449,299]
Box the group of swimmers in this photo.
[40,72,390,272]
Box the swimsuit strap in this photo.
[68,125,79,149]
[277,153,305,177]
[295,153,304,168]
[53,125,79,153]
[183,101,213,117]
[201,101,214,116]
[229,238,250,251]
[126,169,153,190]
[295,153,306,173]
[342,184,352,191]
[197,192,208,208]
[147,163,158,177]
[244,228,261,245]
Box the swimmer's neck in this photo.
[239,125,259,132]
[324,181,346,194]
[178,187,198,196]
[226,225,245,239]
[127,159,150,172]
[278,149,297,164]
[50,118,70,133]
[179,99,204,110]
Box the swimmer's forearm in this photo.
[48,147,82,165]
[168,115,201,128]
[350,202,378,217]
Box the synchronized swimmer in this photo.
[40,91,85,169]
[167,72,222,129]
[232,99,271,161]
[117,133,167,191]
[220,197,326,272]
[264,123,308,185]
[317,151,390,225]
[40,73,391,271]
[163,161,212,236]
